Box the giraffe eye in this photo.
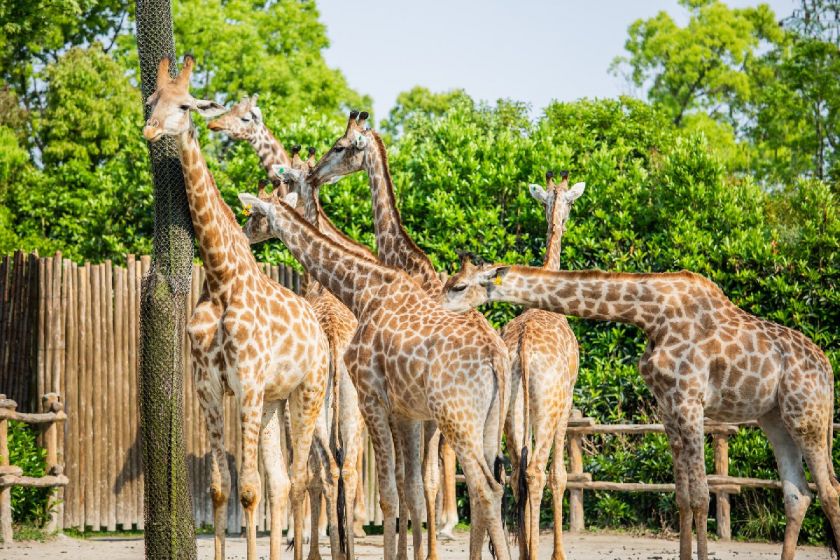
[451,285,467,292]
[333,146,345,153]
[179,104,191,111]
[240,116,251,122]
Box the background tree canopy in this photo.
[1,0,838,544]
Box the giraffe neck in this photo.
[177,129,258,289]
[267,199,398,319]
[298,183,378,297]
[363,132,442,297]
[494,266,690,335]
[252,124,290,174]
[542,206,564,271]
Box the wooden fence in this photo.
[0,251,382,532]
[0,250,831,538]
[0,392,68,543]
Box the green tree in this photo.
[748,34,840,182]
[612,0,783,126]
[380,86,472,136]
[3,44,152,261]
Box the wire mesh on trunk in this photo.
[136,1,198,558]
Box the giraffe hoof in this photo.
[437,528,455,541]
[353,523,366,538]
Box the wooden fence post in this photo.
[0,394,14,544]
[43,393,62,533]
[568,408,585,532]
[713,432,731,540]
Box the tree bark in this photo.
[135,1,197,558]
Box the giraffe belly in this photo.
[702,380,779,422]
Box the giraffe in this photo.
[207,94,291,177]
[244,148,371,560]
[441,259,840,560]
[209,100,370,543]
[307,111,469,553]
[237,189,512,560]
[142,56,329,560]
[489,170,585,560]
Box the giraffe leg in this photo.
[526,402,563,560]
[801,447,840,558]
[438,438,458,540]
[261,400,291,560]
[663,414,694,560]
[361,400,399,560]
[237,383,265,560]
[466,484,487,560]
[307,456,324,560]
[779,382,840,560]
[195,369,230,560]
[758,409,812,560]
[340,386,365,560]
[353,444,367,537]
[396,418,425,560]
[288,384,324,560]
[423,424,442,560]
[392,419,409,560]
[549,423,568,560]
[677,405,710,560]
[341,448,360,560]
[503,377,525,559]
[315,418,342,560]
[459,452,510,560]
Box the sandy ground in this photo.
[3,531,833,560]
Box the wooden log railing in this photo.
[564,409,840,540]
[0,393,68,544]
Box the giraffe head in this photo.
[529,170,585,234]
[206,94,263,140]
[142,55,226,142]
[441,254,511,312]
[241,179,283,244]
[273,146,321,203]
[243,146,313,243]
[308,110,372,186]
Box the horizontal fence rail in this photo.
[0,393,67,544]
[0,250,835,539]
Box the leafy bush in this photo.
[8,420,51,527]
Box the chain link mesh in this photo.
[136,1,197,558]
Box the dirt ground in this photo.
[4,531,833,560]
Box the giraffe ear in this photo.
[238,192,274,220]
[528,183,549,204]
[193,98,227,118]
[563,182,586,203]
[282,192,299,208]
[479,265,510,286]
[145,90,161,107]
[250,105,262,122]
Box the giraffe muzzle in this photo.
[143,120,164,142]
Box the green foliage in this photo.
[612,0,783,126]
[361,92,838,543]
[613,0,840,185]
[8,420,51,527]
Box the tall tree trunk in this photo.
[135,2,197,558]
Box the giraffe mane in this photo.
[371,131,433,261]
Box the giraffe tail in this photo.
[829,398,838,486]
[515,334,531,559]
[328,336,348,555]
[487,348,510,560]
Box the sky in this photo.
[317,0,797,121]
